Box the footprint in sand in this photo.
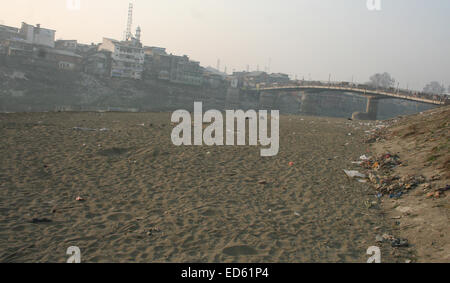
[223,245,258,256]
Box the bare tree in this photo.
[368,72,395,89]
[423,81,445,94]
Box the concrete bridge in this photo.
[255,85,446,105]
[247,84,446,120]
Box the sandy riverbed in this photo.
[0,112,413,262]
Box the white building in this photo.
[98,38,144,80]
[20,23,55,48]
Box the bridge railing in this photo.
[255,82,448,105]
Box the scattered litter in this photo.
[76,196,85,202]
[258,180,268,185]
[360,155,370,161]
[357,179,367,183]
[344,170,366,179]
[294,212,300,217]
[73,127,109,132]
[289,162,294,167]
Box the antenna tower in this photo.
[125,2,134,41]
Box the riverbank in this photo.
[367,106,449,262]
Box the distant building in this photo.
[55,40,78,51]
[231,71,291,88]
[76,43,97,56]
[0,24,21,41]
[98,38,144,80]
[55,40,97,57]
[143,46,167,56]
[20,22,55,48]
[268,73,290,84]
[170,56,203,86]
[144,52,202,86]
[83,50,112,77]
[42,48,83,71]
[1,38,33,57]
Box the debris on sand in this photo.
[344,170,366,179]
[72,127,109,132]
[351,152,426,198]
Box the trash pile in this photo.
[362,119,400,144]
[360,153,402,172]
[370,174,426,198]
[347,153,426,198]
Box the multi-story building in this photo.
[83,50,112,77]
[1,38,33,57]
[19,22,55,48]
[0,24,21,41]
[55,40,78,51]
[98,38,144,80]
[170,56,203,86]
[144,52,203,86]
[44,48,83,71]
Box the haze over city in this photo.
[1,0,448,91]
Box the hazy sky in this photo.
[1,0,449,90]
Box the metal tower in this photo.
[125,2,134,41]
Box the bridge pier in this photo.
[352,96,380,120]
